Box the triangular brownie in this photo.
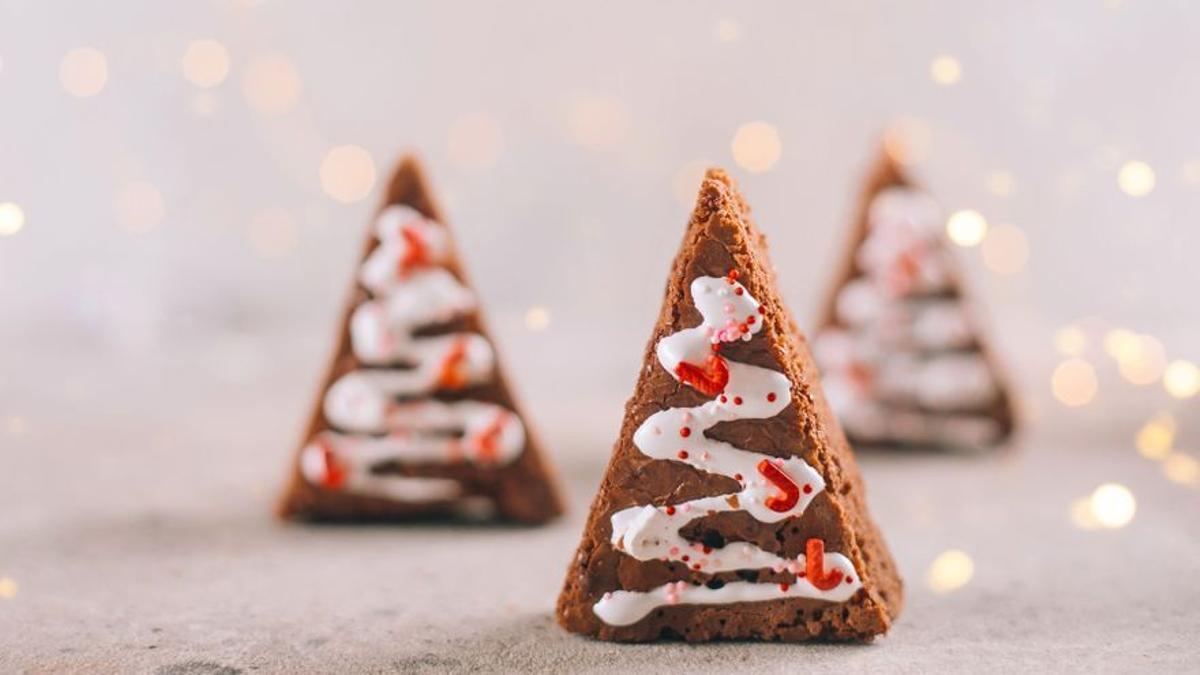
[812,146,1016,450]
[557,168,902,642]
[278,154,563,523]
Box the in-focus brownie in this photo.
[810,146,1016,451]
[556,168,902,642]
[278,154,563,524]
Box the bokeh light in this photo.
[1069,497,1101,530]
[985,170,1015,196]
[319,145,376,203]
[524,306,551,332]
[980,223,1028,274]
[114,181,166,233]
[1162,453,1200,487]
[0,577,16,599]
[248,208,297,258]
[181,39,230,88]
[1162,360,1199,399]
[926,550,974,594]
[566,95,629,150]
[715,18,741,43]
[1117,160,1155,197]
[1115,334,1166,386]
[1135,412,1174,460]
[1052,358,1097,407]
[1089,483,1136,528]
[930,55,962,85]
[945,209,988,247]
[730,121,781,173]
[1054,325,1087,357]
[241,53,301,116]
[59,47,108,97]
[0,202,25,236]
[447,113,504,170]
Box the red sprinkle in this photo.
[747,316,756,325]
[666,506,676,516]
[733,396,743,405]
[702,546,712,554]
[735,287,744,296]
[802,484,813,494]
[758,306,765,314]
[845,577,855,584]
[677,450,689,459]
[680,427,691,438]
[734,473,743,482]
[779,583,790,592]
[767,392,777,402]
[719,395,728,403]
[682,555,690,562]
[692,564,702,571]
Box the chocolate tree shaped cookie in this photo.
[812,148,1015,450]
[557,168,902,642]
[278,155,563,523]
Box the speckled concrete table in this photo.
[2,347,1198,674]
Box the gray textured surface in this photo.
[2,345,1198,674]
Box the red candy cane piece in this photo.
[474,412,508,462]
[397,224,429,278]
[316,438,348,490]
[674,355,729,397]
[435,338,470,390]
[756,459,800,513]
[805,538,845,591]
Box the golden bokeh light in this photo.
[883,117,932,166]
[1054,325,1087,357]
[930,55,962,85]
[715,18,741,43]
[319,145,376,203]
[0,201,25,236]
[447,113,504,170]
[945,209,988,247]
[1117,160,1155,197]
[1103,328,1138,361]
[980,223,1028,274]
[241,53,301,116]
[926,550,974,594]
[730,121,781,173]
[1163,453,1200,487]
[1115,334,1166,386]
[566,95,629,150]
[1089,483,1136,528]
[114,181,166,233]
[0,577,16,599]
[985,170,1015,197]
[672,159,712,208]
[524,306,551,332]
[1051,358,1098,407]
[1162,359,1199,399]
[60,47,108,98]
[4,416,28,436]
[1135,412,1175,460]
[248,208,297,258]
[181,39,230,88]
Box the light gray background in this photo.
[1,1,1198,672]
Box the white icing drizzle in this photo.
[301,205,524,502]
[815,186,1003,448]
[593,274,862,627]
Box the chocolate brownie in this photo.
[277,155,563,524]
[811,147,1016,450]
[556,168,902,642]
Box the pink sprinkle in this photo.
[701,451,711,461]
[669,546,680,556]
[652,426,662,436]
